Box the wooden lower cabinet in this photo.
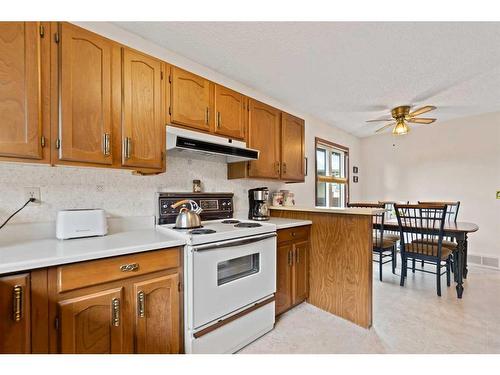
[0,273,31,353]
[58,287,125,354]
[48,248,182,354]
[275,226,310,316]
[133,273,180,354]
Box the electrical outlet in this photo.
[24,187,41,205]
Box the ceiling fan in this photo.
[366,105,437,135]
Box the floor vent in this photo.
[468,254,499,269]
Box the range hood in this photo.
[166,126,259,163]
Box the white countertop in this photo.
[269,205,385,216]
[264,217,312,230]
[0,217,185,275]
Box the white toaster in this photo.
[56,209,108,240]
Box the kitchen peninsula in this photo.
[270,206,385,328]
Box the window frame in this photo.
[314,137,350,208]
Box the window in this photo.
[315,137,349,208]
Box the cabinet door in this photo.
[58,23,114,165]
[122,48,165,170]
[281,113,305,182]
[171,66,212,132]
[248,99,281,179]
[214,84,246,140]
[275,243,293,316]
[133,273,180,354]
[58,287,124,354]
[293,241,309,305]
[0,273,31,353]
[0,22,43,160]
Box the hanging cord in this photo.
[0,198,36,230]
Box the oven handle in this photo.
[192,233,277,252]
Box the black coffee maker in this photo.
[248,187,270,221]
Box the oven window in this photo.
[217,253,260,286]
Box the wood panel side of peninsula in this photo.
[271,209,373,328]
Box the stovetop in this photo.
[156,219,276,246]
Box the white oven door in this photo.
[191,233,276,328]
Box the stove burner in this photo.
[190,228,217,235]
[234,222,262,228]
[173,225,203,230]
[221,219,241,224]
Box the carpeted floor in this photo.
[239,264,500,353]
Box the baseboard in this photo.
[468,253,499,270]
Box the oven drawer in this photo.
[57,248,180,292]
[191,233,276,328]
[277,225,310,243]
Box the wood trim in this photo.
[314,137,350,207]
[193,296,275,339]
[30,268,49,353]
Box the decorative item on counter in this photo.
[192,179,202,193]
[272,192,284,206]
[282,190,295,206]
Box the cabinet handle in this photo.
[276,162,281,175]
[120,263,139,272]
[283,162,287,174]
[217,112,221,128]
[137,291,145,318]
[112,298,120,327]
[205,107,209,125]
[124,137,132,159]
[12,285,23,322]
[103,133,111,156]
[288,250,292,266]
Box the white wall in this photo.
[360,111,500,258]
[0,22,361,224]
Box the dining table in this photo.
[380,219,479,298]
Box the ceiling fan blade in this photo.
[375,122,395,133]
[407,118,436,124]
[408,105,436,118]
[365,118,393,123]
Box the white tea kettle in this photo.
[171,200,203,229]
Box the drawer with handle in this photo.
[56,247,180,293]
[277,225,310,243]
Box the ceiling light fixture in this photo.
[392,119,409,136]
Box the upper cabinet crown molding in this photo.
[0,22,49,162]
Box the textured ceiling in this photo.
[114,22,500,137]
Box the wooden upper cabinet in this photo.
[0,273,31,354]
[281,112,305,182]
[0,22,44,160]
[133,273,180,354]
[58,287,125,354]
[122,48,165,170]
[58,23,117,165]
[214,84,246,140]
[171,66,212,132]
[248,99,281,179]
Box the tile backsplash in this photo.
[0,153,285,224]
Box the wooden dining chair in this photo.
[348,202,397,281]
[394,203,452,296]
[414,201,460,271]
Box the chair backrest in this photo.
[348,202,386,248]
[418,201,460,222]
[394,203,448,259]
